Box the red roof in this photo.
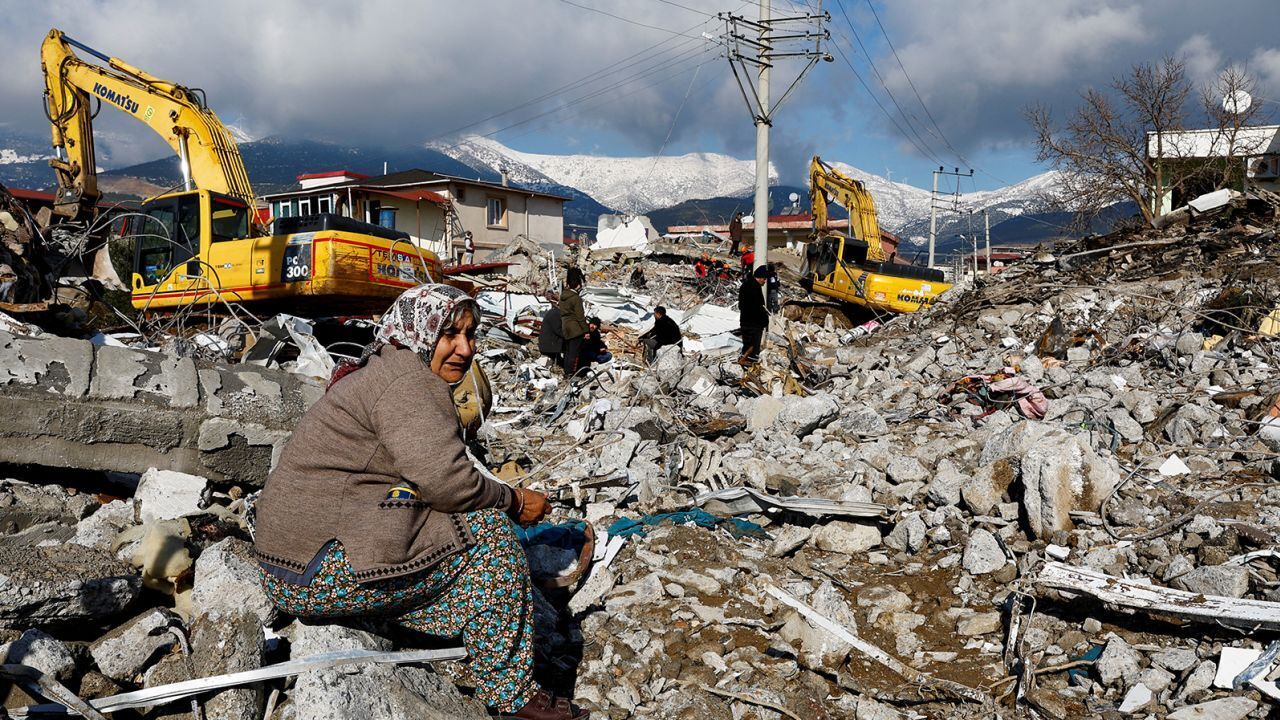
[6,187,55,202]
[362,187,449,204]
[297,170,370,181]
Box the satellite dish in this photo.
[1223,90,1253,115]
[741,214,754,225]
[788,192,800,203]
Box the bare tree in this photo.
[1027,57,1193,227]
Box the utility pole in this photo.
[927,166,973,269]
[752,0,770,270]
[984,210,991,275]
[720,2,831,270]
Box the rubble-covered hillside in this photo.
[1,191,1279,719]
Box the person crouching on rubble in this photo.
[640,305,682,363]
[579,316,612,366]
[252,284,589,720]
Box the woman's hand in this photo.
[510,488,549,526]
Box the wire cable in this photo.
[556,0,703,38]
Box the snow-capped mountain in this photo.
[831,160,1066,242]
[433,135,779,214]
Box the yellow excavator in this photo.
[803,155,950,313]
[41,29,442,314]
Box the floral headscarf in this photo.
[328,283,479,389]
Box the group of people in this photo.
[539,268,611,377]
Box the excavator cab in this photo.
[128,189,255,307]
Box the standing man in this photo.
[538,292,564,368]
[640,306,682,363]
[728,211,744,256]
[766,262,781,314]
[558,267,587,376]
[737,266,769,366]
[462,230,475,265]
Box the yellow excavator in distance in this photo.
[41,29,443,314]
[803,156,950,314]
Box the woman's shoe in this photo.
[497,688,589,720]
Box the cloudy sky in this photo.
[2,0,1278,190]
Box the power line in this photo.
[438,44,719,150]
[828,37,943,165]
[862,0,962,161]
[556,0,702,38]
[832,0,941,163]
[650,0,717,17]
[426,31,702,144]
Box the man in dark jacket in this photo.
[728,212,744,256]
[538,297,564,367]
[579,317,612,366]
[738,266,769,365]
[640,305,682,363]
[558,268,588,376]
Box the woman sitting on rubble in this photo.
[252,284,589,720]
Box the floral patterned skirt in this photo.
[259,508,535,712]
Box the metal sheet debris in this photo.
[1035,561,1280,631]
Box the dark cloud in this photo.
[864,0,1280,160]
[0,1,758,163]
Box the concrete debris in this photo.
[0,196,1279,718]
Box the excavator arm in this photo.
[41,29,256,218]
[809,155,884,262]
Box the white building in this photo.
[1147,124,1280,215]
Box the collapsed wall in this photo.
[0,330,320,485]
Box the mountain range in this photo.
[0,130,1113,247]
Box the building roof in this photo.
[6,187,55,202]
[261,168,571,202]
[1148,125,1280,159]
[361,187,449,204]
[297,170,369,181]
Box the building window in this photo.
[299,197,312,215]
[456,186,466,203]
[317,195,333,214]
[278,200,294,218]
[486,197,506,228]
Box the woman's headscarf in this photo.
[328,283,478,389]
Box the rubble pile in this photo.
[0,201,1278,718]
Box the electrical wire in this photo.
[832,0,942,165]
[650,0,718,17]
[424,21,709,145]
[556,0,704,38]
[827,38,943,165]
[862,0,971,168]
[437,44,720,151]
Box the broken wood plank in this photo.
[1035,561,1280,631]
[764,585,991,705]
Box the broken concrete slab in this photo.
[192,608,263,720]
[136,468,207,524]
[89,608,176,682]
[191,538,275,626]
[1166,697,1257,720]
[813,521,882,555]
[0,544,141,629]
[1,629,76,680]
[285,622,488,720]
